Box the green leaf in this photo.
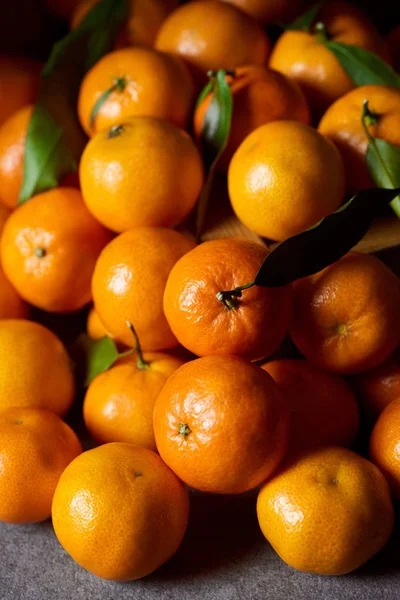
[324,41,400,88]
[196,69,233,241]
[19,0,128,204]
[253,188,400,288]
[284,1,324,32]
[76,334,121,387]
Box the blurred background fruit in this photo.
[228,121,345,241]
[154,355,289,494]
[370,398,400,501]
[80,117,204,232]
[216,0,311,24]
[52,443,189,580]
[86,305,112,340]
[0,57,41,128]
[0,407,82,524]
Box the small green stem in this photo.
[126,321,149,370]
[216,281,255,310]
[179,423,191,439]
[34,247,46,258]
[361,99,400,217]
[313,21,328,42]
[90,76,127,131]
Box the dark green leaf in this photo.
[76,334,121,387]
[366,140,400,216]
[254,188,400,288]
[284,1,323,32]
[325,41,400,88]
[19,0,128,204]
[196,70,233,240]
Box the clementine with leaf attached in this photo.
[1,187,113,313]
[163,237,293,361]
[0,56,41,127]
[228,121,345,241]
[83,323,184,450]
[0,104,33,209]
[78,47,195,137]
[262,359,359,452]
[269,1,391,118]
[92,227,196,351]
[80,117,204,232]
[370,398,400,501]
[289,252,400,374]
[155,1,270,80]
[0,407,82,524]
[154,355,289,494]
[318,85,400,195]
[71,0,178,48]
[257,446,394,575]
[52,443,189,581]
[194,65,310,170]
[0,319,75,416]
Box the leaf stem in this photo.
[126,321,149,370]
[313,21,329,42]
[89,76,127,131]
[361,99,400,217]
[216,281,255,310]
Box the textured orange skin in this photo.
[78,47,195,137]
[269,1,391,119]
[351,349,400,424]
[0,407,82,524]
[92,227,196,351]
[0,204,28,319]
[1,187,112,313]
[0,320,75,416]
[388,25,400,71]
[289,253,400,375]
[318,85,400,195]
[262,359,359,452]
[194,66,310,171]
[52,443,189,581]
[163,237,293,361]
[370,398,400,502]
[71,0,178,48]
[0,105,33,209]
[257,446,394,575]
[0,57,40,128]
[86,306,111,340]
[216,0,310,23]
[83,352,184,450]
[154,355,289,494]
[228,121,345,241]
[155,1,270,78]
[80,117,204,233]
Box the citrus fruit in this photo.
[0,104,33,209]
[83,323,184,450]
[163,237,293,361]
[289,252,400,374]
[228,121,345,241]
[92,227,196,351]
[257,446,394,575]
[350,349,400,423]
[0,56,40,127]
[0,203,28,319]
[80,117,204,233]
[269,1,391,118]
[370,398,400,501]
[78,47,195,137]
[261,359,359,451]
[216,0,310,24]
[71,0,178,48]
[318,84,400,195]
[52,442,189,581]
[153,355,289,494]
[86,306,111,340]
[194,66,310,170]
[155,1,270,79]
[0,407,82,524]
[1,187,113,313]
[0,319,75,416]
